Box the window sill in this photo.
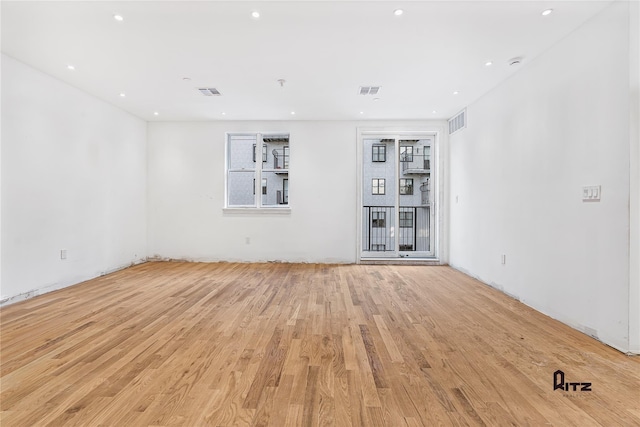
[223,207,292,215]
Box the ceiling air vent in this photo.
[197,88,221,96]
[448,109,467,134]
[359,86,381,95]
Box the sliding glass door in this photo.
[361,135,435,258]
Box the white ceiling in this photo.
[1,1,612,121]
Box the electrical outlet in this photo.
[501,254,506,265]
[60,249,67,260]
[245,237,251,245]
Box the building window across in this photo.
[372,178,385,195]
[372,145,386,162]
[371,244,386,251]
[400,146,414,162]
[253,144,267,162]
[399,178,413,195]
[253,178,267,195]
[399,211,413,228]
[227,133,290,208]
[372,211,386,228]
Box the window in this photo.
[227,133,290,208]
[253,144,267,162]
[282,179,289,204]
[372,145,386,162]
[372,178,385,195]
[399,244,413,251]
[400,146,414,162]
[372,211,386,228]
[399,178,413,195]
[399,211,413,228]
[253,178,267,195]
[371,244,386,251]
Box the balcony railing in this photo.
[272,148,289,169]
[401,150,430,173]
[362,206,430,252]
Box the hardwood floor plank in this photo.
[1,262,638,426]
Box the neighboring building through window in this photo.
[253,178,267,195]
[400,146,414,162]
[400,178,413,195]
[399,211,413,228]
[253,144,267,162]
[371,244,386,251]
[227,133,290,208]
[372,145,386,162]
[372,178,385,195]
[282,179,289,204]
[372,211,386,228]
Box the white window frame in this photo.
[224,132,291,214]
[357,128,444,261]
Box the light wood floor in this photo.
[1,262,639,426]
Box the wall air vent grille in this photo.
[263,136,289,143]
[448,109,467,134]
[198,88,221,96]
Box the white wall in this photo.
[147,120,444,264]
[629,0,640,354]
[1,54,147,303]
[449,2,636,353]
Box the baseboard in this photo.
[0,258,148,307]
[448,263,636,355]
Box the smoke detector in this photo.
[508,57,523,66]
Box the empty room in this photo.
[1,1,639,426]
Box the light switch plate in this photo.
[582,185,601,202]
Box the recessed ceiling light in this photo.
[432,110,437,114]
[251,11,260,18]
[453,91,459,95]
[290,111,296,115]
[485,61,493,67]
[113,14,124,22]
[394,9,404,16]
[360,111,364,115]
[542,9,553,16]
[373,98,380,102]
[67,65,75,70]
[154,112,159,116]
[182,77,191,81]
[222,112,226,116]
[119,93,126,97]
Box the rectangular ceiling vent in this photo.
[448,109,467,134]
[359,86,381,95]
[198,88,221,96]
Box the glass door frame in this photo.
[357,128,441,261]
